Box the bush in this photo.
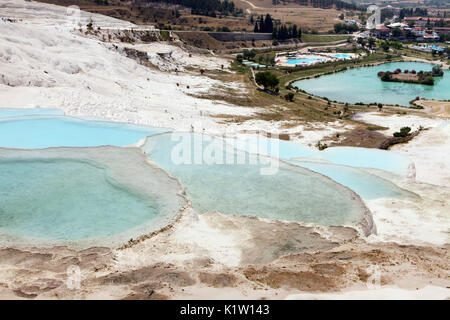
[381,72,391,81]
[316,141,328,151]
[393,127,411,137]
[422,75,434,85]
[242,49,256,60]
[255,71,279,91]
[285,92,294,102]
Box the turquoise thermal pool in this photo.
[144,133,373,231]
[226,136,411,176]
[288,160,415,200]
[0,115,165,149]
[0,147,186,247]
[0,108,414,245]
[292,62,450,106]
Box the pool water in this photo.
[0,159,159,241]
[0,108,412,244]
[332,54,351,59]
[226,136,411,175]
[0,115,165,149]
[293,62,450,106]
[0,147,186,246]
[286,56,328,65]
[144,133,369,227]
[288,160,416,200]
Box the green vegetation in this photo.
[255,71,279,91]
[253,14,301,41]
[147,0,242,17]
[301,34,349,43]
[316,141,329,151]
[278,53,400,85]
[333,23,359,34]
[393,127,411,138]
[378,68,441,86]
[293,0,362,11]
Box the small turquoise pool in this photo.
[332,53,351,59]
[226,136,411,176]
[286,57,328,65]
[288,160,416,200]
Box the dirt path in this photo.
[241,0,259,10]
[415,100,450,118]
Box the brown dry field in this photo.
[35,0,353,33]
[236,0,348,32]
[392,73,420,81]
[34,0,255,31]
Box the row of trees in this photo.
[333,23,359,34]
[252,14,301,40]
[273,24,302,40]
[252,14,274,33]
[147,0,240,16]
[399,8,428,19]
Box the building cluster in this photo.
[372,16,450,42]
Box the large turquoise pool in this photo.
[226,136,411,175]
[0,115,165,149]
[144,133,371,228]
[0,108,415,245]
[0,159,159,241]
[292,62,450,106]
[0,147,186,247]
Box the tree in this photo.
[381,72,391,81]
[255,71,279,91]
[259,15,265,33]
[243,49,256,60]
[292,24,299,39]
[432,65,443,76]
[285,92,294,102]
[357,37,366,47]
[393,127,411,137]
[392,27,403,38]
[264,14,273,33]
[381,41,390,52]
[368,37,375,49]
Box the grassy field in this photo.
[301,34,350,43]
[192,53,402,136]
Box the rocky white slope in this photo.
[0,0,253,131]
